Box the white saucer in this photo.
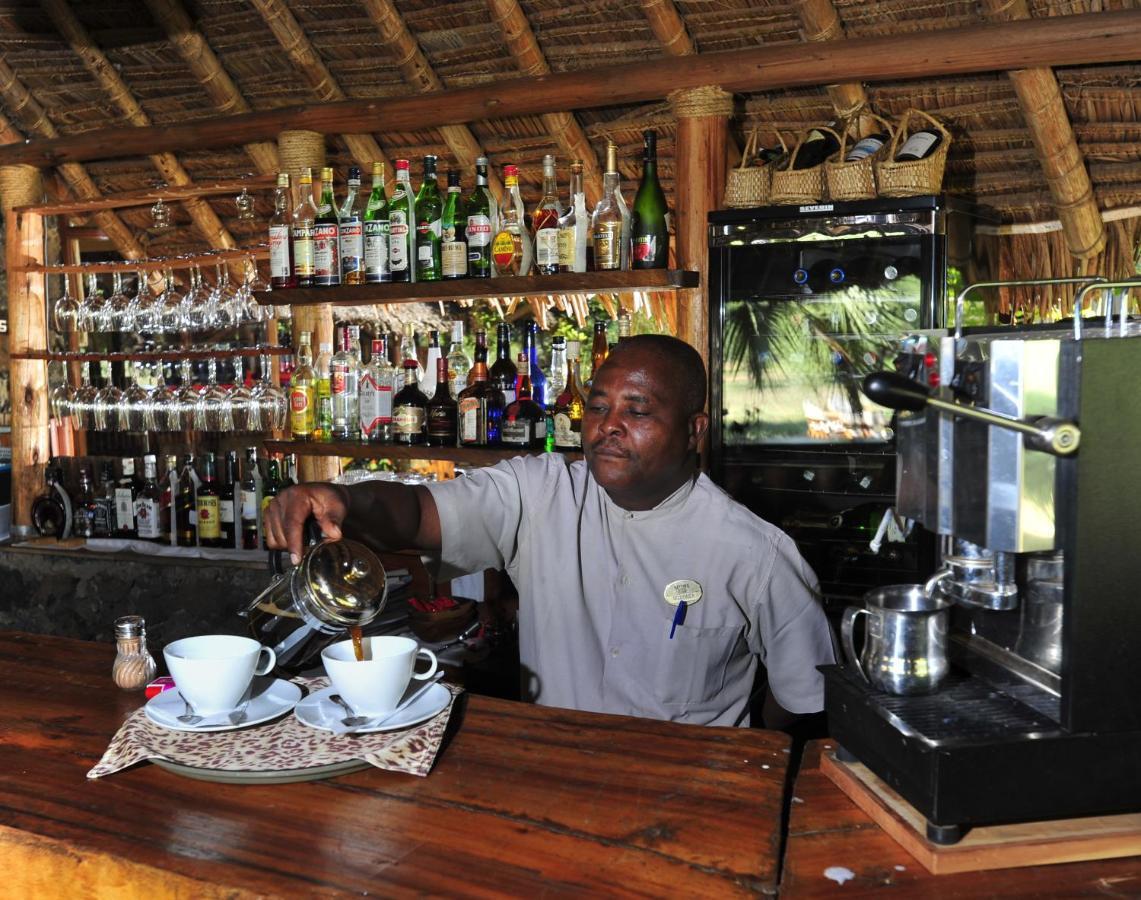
[294,683,451,734]
[144,677,302,733]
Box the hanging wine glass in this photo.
[132,269,160,334]
[210,263,241,329]
[107,272,136,332]
[235,187,256,221]
[175,358,199,431]
[93,365,125,432]
[145,359,177,432]
[228,354,255,431]
[49,362,76,424]
[195,356,233,432]
[250,354,287,431]
[51,274,80,333]
[151,197,171,231]
[157,268,184,334]
[72,363,99,431]
[123,360,152,432]
[181,264,213,332]
[76,273,102,333]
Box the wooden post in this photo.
[278,130,338,484]
[1,164,48,537]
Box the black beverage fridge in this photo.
[707,196,994,613]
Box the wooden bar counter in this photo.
[0,632,790,897]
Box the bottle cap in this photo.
[114,615,146,639]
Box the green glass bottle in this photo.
[363,161,390,283]
[630,130,669,269]
[464,157,495,278]
[415,155,442,282]
[441,169,467,279]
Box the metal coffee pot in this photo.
[841,584,951,695]
[241,528,389,675]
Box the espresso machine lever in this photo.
[862,371,1081,457]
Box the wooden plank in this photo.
[264,439,582,466]
[20,244,268,274]
[14,175,277,216]
[2,11,1138,168]
[254,269,700,307]
[820,751,1141,875]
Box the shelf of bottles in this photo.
[264,440,582,467]
[14,346,290,363]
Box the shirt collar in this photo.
[596,472,699,521]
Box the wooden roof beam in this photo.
[486,0,604,205]
[979,0,1105,260]
[639,0,696,56]
[360,0,502,199]
[142,0,281,176]
[2,11,1138,169]
[249,0,393,179]
[794,0,868,120]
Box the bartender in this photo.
[265,334,834,728]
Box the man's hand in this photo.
[263,483,351,565]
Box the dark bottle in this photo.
[894,128,943,162]
[135,454,164,542]
[72,467,96,539]
[590,319,609,383]
[260,457,283,550]
[793,258,848,293]
[553,342,588,452]
[175,454,197,548]
[440,169,467,280]
[792,128,840,169]
[631,129,669,269]
[425,357,458,447]
[414,155,443,282]
[313,166,341,287]
[218,450,238,549]
[31,464,71,540]
[240,447,261,551]
[393,359,428,445]
[501,354,547,449]
[465,156,495,278]
[92,461,116,538]
[160,454,178,544]
[195,452,222,548]
[114,458,139,539]
[458,330,505,447]
[489,322,518,407]
[522,321,547,410]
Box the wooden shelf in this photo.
[264,439,582,467]
[253,269,700,307]
[20,245,269,275]
[13,346,290,363]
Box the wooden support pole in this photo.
[795,0,868,120]
[2,165,48,537]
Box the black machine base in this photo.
[823,664,1141,832]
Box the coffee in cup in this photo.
[164,634,276,714]
[322,635,437,716]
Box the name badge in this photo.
[664,580,702,640]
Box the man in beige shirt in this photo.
[265,335,834,727]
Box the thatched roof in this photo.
[0,0,1138,268]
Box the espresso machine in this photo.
[823,278,1141,843]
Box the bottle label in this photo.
[557,226,576,269]
[289,385,315,435]
[458,397,482,444]
[466,214,492,248]
[393,405,425,436]
[845,136,885,162]
[269,224,292,279]
[897,131,939,160]
[219,499,235,524]
[554,412,581,449]
[389,212,410,272]
[492,231,518,272]
[240,489,258,521]
[93,498,113,536]
[442,240,467,277]
[359,375,393,437]
[136,498,162,538]
[535,228,559,268]
[364,219,390,280]
[501,387,516,407]
[593,223,621,270]
[330,362,349,397]
[74,509,95,538]
[339,220,364,277]
[115,488,135,530]
[501,420,533,446]
[313,223,340,284]
[292,225,315,276]
[197,496,220,540]
[427,408,457,440]
[632,234,657,264]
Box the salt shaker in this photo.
[112,615,158,691]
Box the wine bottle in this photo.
[425,357,458,447]
[363,162,390,283]
[338,166,366,285]
[414,155,443,282]
[501,353,546,449]
[631,130,668,269]
[843,132,889,162]
[895,129,943,162]
[489,322,518,407]
[388,159,415,283]
[792,128,840,169]
[465,157,496,278]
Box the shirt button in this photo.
[611,648,620,657]
[621,575,629,586]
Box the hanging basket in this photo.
[770,127,840,205]
[875,108,952,198]
[825,109,895,202]
[723,129,773,208]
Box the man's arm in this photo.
[263,480,441,564]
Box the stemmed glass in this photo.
[145,361,178,432]
[90,274,118,333]
[157,268,184,334]
[195,357,233,432]
[93,365,124,431]
[250,354,287,432]
[175,359,200,431]
[132,269,160,334]
[72,364,99,431]
[75,273,101,333]
[183,264,214,332]
[211,263,241,329]
[123,361,152,432]
[228,355,256,431]
[107,272,136,332]
[51,274,80,333]
[49,362,76,424]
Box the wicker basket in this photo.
[723,129,772,208]
[875,108,952,198]
[770,127,840,205]
[825,110,895,202]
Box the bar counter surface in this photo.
[0,631,790,897]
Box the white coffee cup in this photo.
[164,634,276,715]
[322,635,438,717]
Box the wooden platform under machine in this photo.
[821,750,1141,874]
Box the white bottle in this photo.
[330,325,361,440]
[446,320,472,396]
[422,329,442,397]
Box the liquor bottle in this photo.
[313,379,333,442]
[114,458,139,539]
[489,322,518,407]
[502,353,547,449]
[315,340,333,400]
[364,161,390,283]
[422,329,442,397]
[397,322,422,390]
[218,450,238,548]
[313,166,341,287]
[553,341,588,451]
[240,447,261,550]
[792,128,840,169]
[590,319,610,382]
[465,157,496,278]
[446,320,472,396]
[175,454,198,548]
[260,457,283,549]
[92,461,116,538]
[492,164,532,276]
[31,465,72,540]
[631,130,669,269]
[160,454,178,544]
[269,172,296,289]
[195,453,222,548]
[440,169,467,280]
[290,167,318,288]
[458,330,505,447]
[338,165,366,284]
[72,467,96,539]
[388,159,415,283]
[532,154,562,275]
[522,320,547,411]
[545,336,567,451]
[135,454,164,542]
[591,142,625,271]
[360,337,395,443]
[415,155,443,282]
[289,330,317,440]
[894,128,943,161]
[393,359,428,445]
[557,159,588,273]
[843,131,889,162]
[425,357,458,447]
[617,307,633,341]
[331,324,361,440]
